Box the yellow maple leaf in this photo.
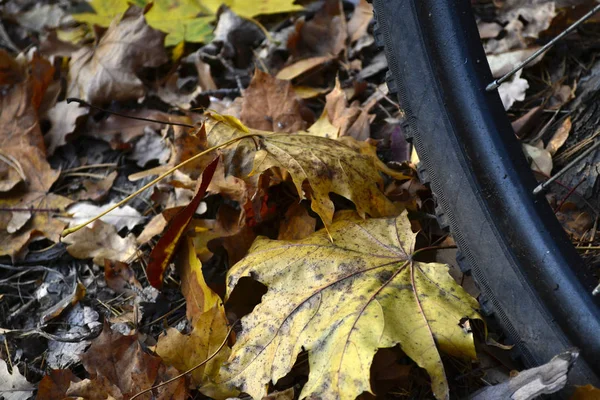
[217,211,481,400]
[72,0,130,27]
[202,0,302,18]
[156,238,235,398]
[205,116,399,229]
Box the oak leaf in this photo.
[218,211,480,400]
[68,6,168,104]
[205,116,399,229]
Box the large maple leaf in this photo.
[217,211,480,400]
[204,116,399,230]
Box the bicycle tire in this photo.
[371,0,600,389]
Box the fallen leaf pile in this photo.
[1,0,597,399]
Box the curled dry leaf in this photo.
[241,69,309,133]
[322,78,374,140]
[218,211,481,400]
[156,238,234,397]
[205,116,399,229]
[68,6,168,105]
[63,220,137,265]
[347,0,373,43]
[523,142,553,176]
[546,116,572,156]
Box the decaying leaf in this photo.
[205,116,399,229]
[0,359,35,400]
[347,0,372,43]
[546,116,572,155]
[218,211,481,400]
[322,78,374,140]
[241,69,308,133]
[68,6,168,104]
[37,369,81,400]
[72,322,188,399]
[277,202,316,240]
[276,55,334,80]
[0,146,72,260]
[63,220,137,265]
[146,157,219,288]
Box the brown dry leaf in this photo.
[556,202,593,240]
[570,384,600,399]
[63,220,137,265]
[347,0,373,43]
[37,369,80,400]
[0,51,53,153]
[205,115,399,229]
[104,260,142,295]
[72,171,117,202]
[218,211,480,400]
[547,116,572,155]
[275,55,334,80]
[67,6,168,105]
[288,0,347,59]
[307,108,340,139]
[323,78,374,140]
[485,2,556,54]
[0,146,72,260]
[278,202,316,240]
[44,100,88,155]
[241,69,308,133]
[74,322,187,400]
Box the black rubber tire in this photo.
[372,0,600,390]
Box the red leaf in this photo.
[146,157,219,288]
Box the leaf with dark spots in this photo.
[146,157,219,288]
[205,116,399,230]
[217,211,481,400]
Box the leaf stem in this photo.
[61,134,262,238]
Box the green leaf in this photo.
[72,0,129,27]
[144,0,214,46]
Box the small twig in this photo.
[67,98,196,129]
[129,320,239,400]
[63,163,118,173]
[61,133,264,237]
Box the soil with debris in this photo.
[0,0,599,399]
